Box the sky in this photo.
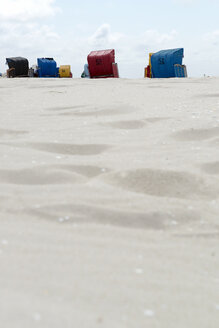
[0,0,219,78]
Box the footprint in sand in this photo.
[173,126,219,141]
[102,168,218,199]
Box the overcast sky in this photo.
[0,0,219,78]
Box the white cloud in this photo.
[89,24,123,47]
[88,25,178,55]
[0,0,60,72]
[0,0,59,21]
[144,29,177,44]
[0,22,59,51]
[135,29,178,54]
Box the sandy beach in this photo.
[0,77,219,327]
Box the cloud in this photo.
[0,22,59,51]
[89,24,123,47]
[0,0,60,72]
[135,29,178,53]
[0,0,59,21]
[88,25,178,55]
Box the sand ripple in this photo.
[0,167,86,185]
[102,169,218,199]
[173,127,219,141]
[0,142,111,156]
[201,162,219,175]
[23,203,200,230]
[0,128,27,138]
[29,142,110,155]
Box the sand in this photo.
[0,77,219,327]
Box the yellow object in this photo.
[59,65,71,78]
[144,53,154,78]
[149,53,154,69]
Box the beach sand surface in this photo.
[0,77,219,327]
